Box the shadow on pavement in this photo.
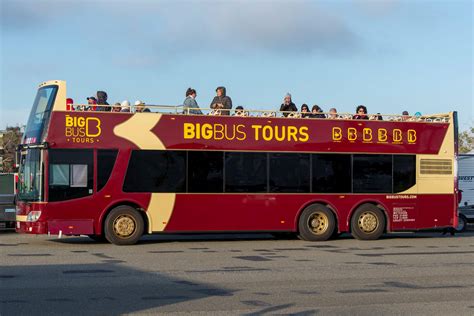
[0,263,235,315]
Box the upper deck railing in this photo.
[68,104,452,123]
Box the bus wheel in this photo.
[351,204,385,240]
[104,206,144,245]
[455,214,467,233]
[298,204,336,241]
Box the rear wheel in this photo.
[298,204,336,241]
[351,204,385,240]
[104,206,144,245]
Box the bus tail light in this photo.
[27,211,42,222]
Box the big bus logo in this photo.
[65,115,102,143]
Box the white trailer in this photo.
[459,154,474,207]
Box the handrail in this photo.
[67,104,451,123]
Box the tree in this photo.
[459,126,474,154]
[0,127,23,172]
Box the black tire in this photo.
[455,214,467,233]
[104,205,144,245]
[87,234,108,243]
[298,204,336,241]
[351,204,386,240]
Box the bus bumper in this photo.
[16,220,48,234]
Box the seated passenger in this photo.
[401,110,410,121]
[210,86,232,116]
[234,105,248,116]
[112,102,122,112]
[328,108,339,119]
[120,100,131,112]
[183,88,202,115]
[66,98,74,111]
[301,104,310,118]
[135,100,151,113]
[96,91,111,112]
[86,96,97,111]
[309,105,325,118]
[279,93,297,117]
[353,105,368,120]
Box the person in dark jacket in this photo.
[210,86,232,115]
[309,105,326,118]
[279,93,297,117]
[301,104,310,118]
[353,105,368,120]
[96,91,111,112]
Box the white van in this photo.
[458,154,474,231]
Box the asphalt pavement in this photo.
[1,228,474,315]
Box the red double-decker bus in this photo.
[16,80,460,245]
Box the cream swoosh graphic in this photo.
[146,193,176,232]
[113,113,165,150]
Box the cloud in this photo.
[1,0,361,57]
[151,1,361,56]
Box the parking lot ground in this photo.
[1,228,474,315]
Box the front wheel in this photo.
[104,206,144,245]
[351,204,386,240]
[455,214,467,233]
[298,204,336,241]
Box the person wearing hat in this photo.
[134,100,150,113]
[279,93,297,117]
[120,100,131,112]
[86,96,97,111]
[401,110,410,121]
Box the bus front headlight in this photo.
[26,211,41,222]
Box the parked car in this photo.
[0,173,16,229]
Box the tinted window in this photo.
[97,150,118,192]
[48,149,93,201]
[353,155,392,193]
[269,153,310,193]
[312,154,351,193]
[394,155,416,192]
[225,152,267,192]
[188,151,223,193]
[123,150,186,192]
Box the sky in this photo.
[1,0,472,131]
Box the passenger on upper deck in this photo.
[328,108,339,119]
[112,102,122,112]
[401,110,410,121]
[183,88,202,115]
[86,96,97,111]
[96,91,111,112]
[279,93,297,117]
[66,98,74,111]
[309,105,325,118]
[135,100,151,113]
[121,100,131,112]
[301,104,310,118]
[210,86,232,115]
[353,105,368,120]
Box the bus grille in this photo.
[420,159,452,175]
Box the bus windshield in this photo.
[23,85,58,144]
[18,149,42,202]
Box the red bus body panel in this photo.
[17,111,455,236]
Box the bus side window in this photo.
[48,149,93,201]
[123,150,186,193]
